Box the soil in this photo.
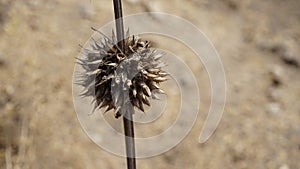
[0,0,299,169]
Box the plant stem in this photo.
[113,0,125,52]
[112,0,136,169]
[123,110,136,169]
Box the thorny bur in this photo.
[76,28,168,118]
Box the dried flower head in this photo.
[76,28,168,118]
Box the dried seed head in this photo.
[76,29,168,118]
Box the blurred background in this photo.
[0,0,300,168]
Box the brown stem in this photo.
[112,1,136,169]
[123,110,136,169]
[113,0,125,52]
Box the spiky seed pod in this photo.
[76,28,168,118]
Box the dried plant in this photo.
[75,1,168,169]
[76,29,168,118]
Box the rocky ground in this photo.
[0,0,300,169]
